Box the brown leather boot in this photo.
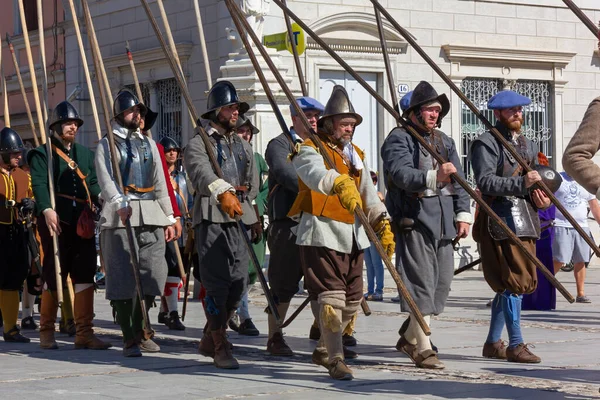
[39,291,59,349]
[198,322,215,357]
[507,343,541,363]
[482,340,507,360]
[74,287,112,350]
[267,332,294,356]
[328,358,353,380]
[211,327,239,369]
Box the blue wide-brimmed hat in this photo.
[399,91,413,113]
[290,96,325,117]
[487,90,531,110]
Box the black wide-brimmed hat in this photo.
[235,115,259,135]
[402,81,450,121]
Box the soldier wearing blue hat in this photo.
[263,96,325,357]
[470,90,551,364]
[381,81,472,370]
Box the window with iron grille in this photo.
[460,77,554,187]
[126,78,182,145]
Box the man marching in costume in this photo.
[382,81,472,369]
[264,96,324,356]
[29,101,111,351]
[0,127,34,343]
[288,86,393,380]
[471,90,551,363]
[158,135,191,331]
[95,90,175,357]
[184,81,260,369]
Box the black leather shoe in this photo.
[342,333,357,347]
[21,316,38,330]
[309,325,320,341]
[3,325,30,343]
[238,319,259,336]
[157,311,167,324]
[165,311,186,331]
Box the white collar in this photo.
[112,121,143,140]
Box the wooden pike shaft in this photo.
[65,0,102,140]
[282,0,307,96]
[36,0,48,125]
[125,42,144,101]
[82,0,154,337]
[17,0,47,144]
[6,36,39,146]
[155,0,195,125]
[227,0,430,334]
[562,0,600,38]
[1,37,11,127]
[193,0,212,86]
[81,0,113,111]
[271,0,574,304]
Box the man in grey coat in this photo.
[95,90,175,357]
[264,96,324,356]
[184,81,260,370]
[382,81,472,370]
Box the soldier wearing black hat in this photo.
[184,81,259,370]
[382,81,472,370]
[28,101,111,351]
[0,127,34,343]
[95,90,176,357]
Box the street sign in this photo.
[263,23,306,55]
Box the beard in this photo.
[217,113,237,130]
[499,114,523,132]
[124,118,141,130]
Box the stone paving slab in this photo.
[1,268,599,399]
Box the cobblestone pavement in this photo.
[1,267,599,399]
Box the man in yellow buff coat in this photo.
[288,85,394,380]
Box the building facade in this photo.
[0,0,67,146]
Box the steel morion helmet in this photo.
[159,136,181,152]
[317,85,363,128]
[0,127,25,164]
[201,81,249,120]
[49,101,84,133]
[113,89,148,120]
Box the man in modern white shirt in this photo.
[552,172,600,303]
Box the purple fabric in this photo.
[522,206,556,311]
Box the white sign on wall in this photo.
[398,84,410,94]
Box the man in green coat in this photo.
[228,115,268,336]
[29,101,111,351]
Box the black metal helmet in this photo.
[533,165,563,193]
[159,136,180,152]
[201,81,249,119]
[49,101,84,133]
[235,115,259,135]
[403,81,450,123]
[0,127,25,164]
[143,107,159,131]
[113,89,147,119]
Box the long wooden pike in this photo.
[373,5,399,128]
[1,36,11,127]
[64,0,102,141]
[125,42,143,101]
[227,0,427,333]
[562,0,600,39]
[193,0,212,86]
[81,0,154,338]
[35,0,48,125]
[6,35,39,146]
[372,0,600,262]
[271,0,574,304]
[80,0,113,112]
[282,0,307,96]
[138,0,281,325]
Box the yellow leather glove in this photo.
[374,218,395,259]
[332,174,363,213]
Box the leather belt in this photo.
[57,194,87,204]
[124,185,155,194]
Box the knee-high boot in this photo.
[39,290,59,349]
[74,286,112,350]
